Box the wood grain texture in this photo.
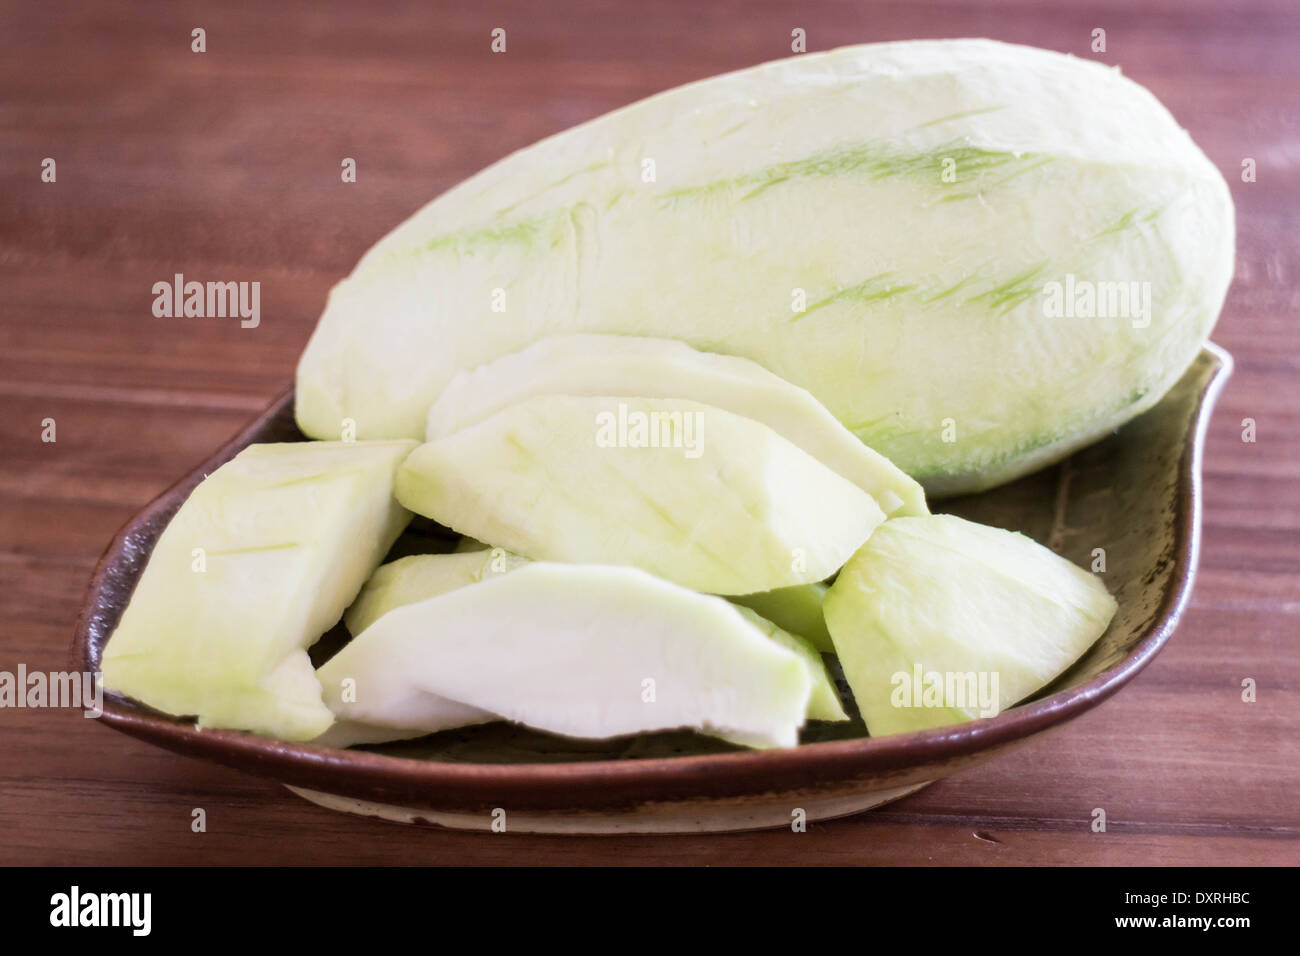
[1,0,1297,865]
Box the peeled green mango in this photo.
[427,334,926,516]
[823,515,1117,737]
[344,547,527,635]
[733,582,833,654]
[317,563,814,748]
[296,39,1233,494]
[395,395,886,595]
[101,440,417,740]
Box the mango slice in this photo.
[102,440,416,740]
[395,395,886,595]
[317,563,814,748]
[427,334,926,516]
[824,515,1117,736]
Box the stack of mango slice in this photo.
[102,39,1233,750]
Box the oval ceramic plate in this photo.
[72,345,1232,834]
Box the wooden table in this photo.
[3,0,1296,865]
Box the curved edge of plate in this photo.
[286,780,934,835]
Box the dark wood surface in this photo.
[2,0,1296,865]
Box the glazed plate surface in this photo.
[72,346,1232,833]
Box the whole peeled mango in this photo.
[295,39,1234,495]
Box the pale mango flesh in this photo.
[823,515,1117,737]
[733,582,834,654]
[395,394,887,595]
[101,441,416,740]
[326,549,525,746]
[344,547,528,635]
[318,563,814,748]
[731,605,847,722]
[427,334,926,515]
[329,551,845,738]
[296,39,1233,494]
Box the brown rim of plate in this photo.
[70,346,1233,810]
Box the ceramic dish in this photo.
[72,345,1232,833]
